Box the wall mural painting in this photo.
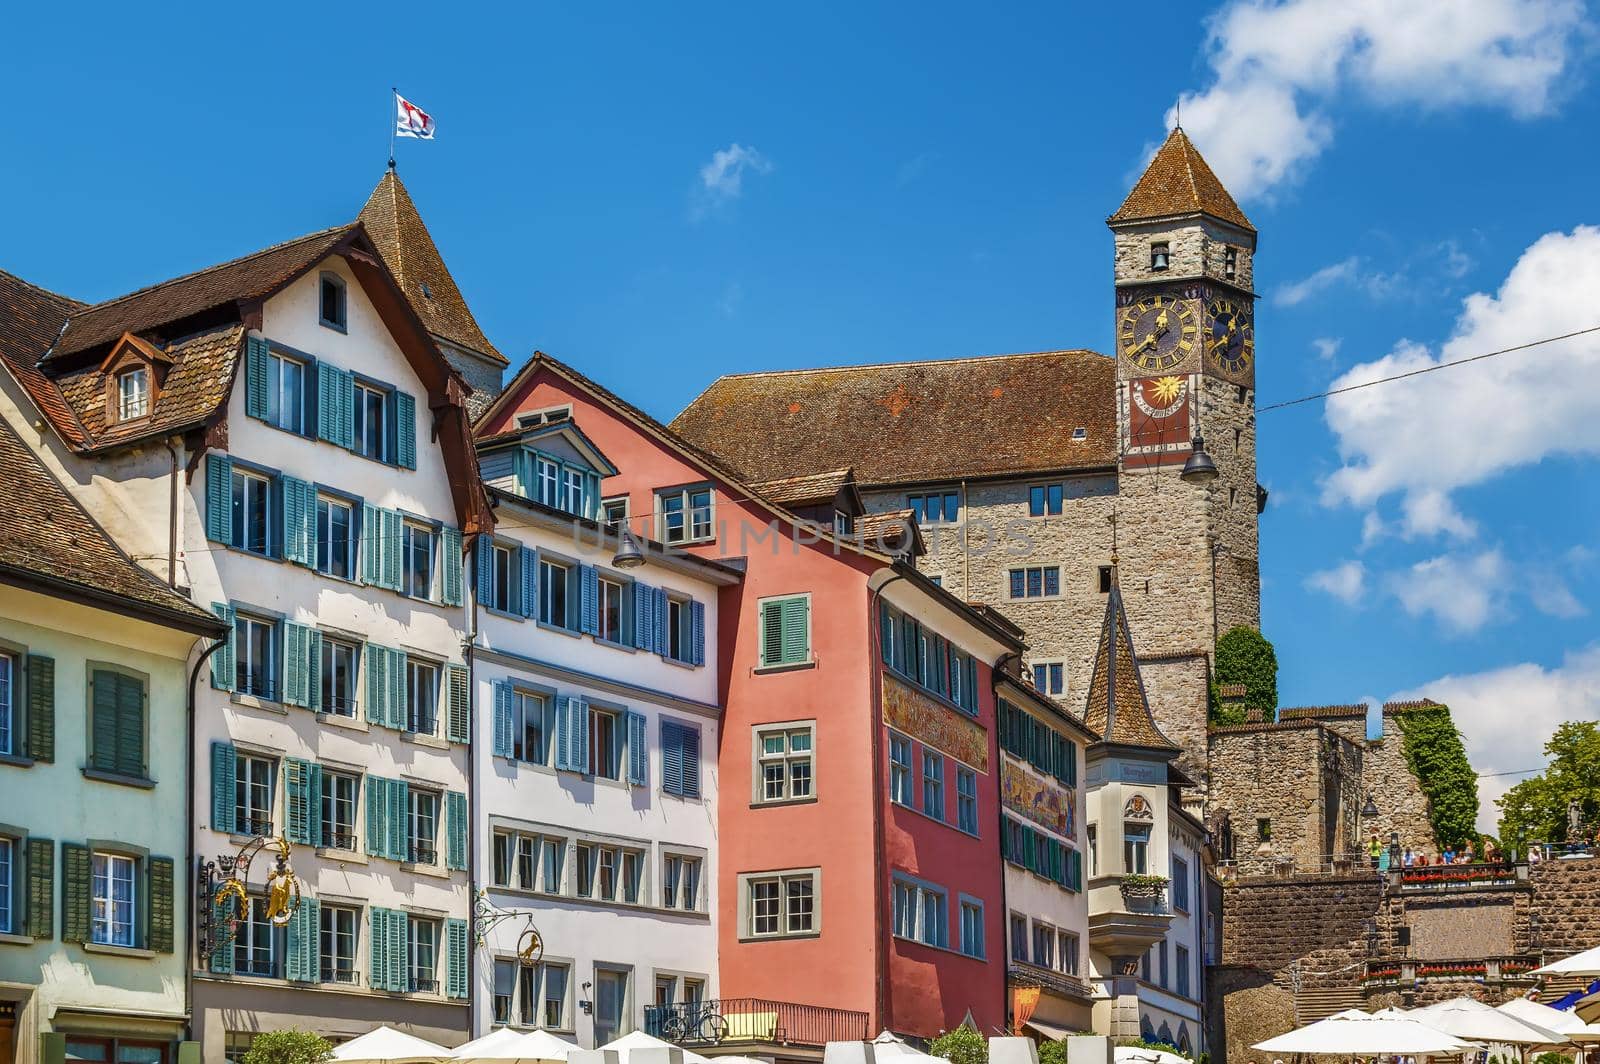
[881,674,989,773]
[1002,762,1074,837]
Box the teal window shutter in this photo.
[369,906,389,989]
[280,476,316,567]
[446,664,470,744]
[395,391,417,469]
[769,596,808,666]
[690,601,706,666]
[284,758,321,845]
[445,792,467,870]
[316,362,340,444]
[758,600,775,668]
[579,565,599,635]
[364,643,388,726]
[281,622,311,707]
[445,917,469,998]
[361,504,383,586]
[441,527,463,607]
[386,647,407,731]
[625,711,648,786]
[633,581,654,650]
[211,741,237,834]
[383,508,403,591]
[24,654,54,763]
[365,775,387,856]
[286,895,318,981]
[306,628,323,712]
[204,454,233,543]
[520,546,538,618]
[209,893,235,973]
[492,680,514,758]
[389,909,408,991]
[388,779,409,861]
[89,670,145,777]
[245,335,269,419]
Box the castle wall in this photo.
[1208,724,1363,873]
[1365,710,1439,856]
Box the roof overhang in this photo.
[0,564,228,639]
[477,419,620,478]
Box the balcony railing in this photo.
[1395,862,1523,891]
[1362,956,1543,987]
[646,998,870,1049]
[409,843,438,866]
[409,976,439,994]
[321,964,358,985]
[322,830,358,852]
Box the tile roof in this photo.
[1083,573,1177,750]
[671,349,1117,486]
[0,416,220,632]
[53,326,244,448]
[359,171,505,366]
[856,508,924,557]
[0,268,86,444]
[1109,128,1254,233]
[748,468,856,507]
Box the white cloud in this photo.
[1313,337,1343,361]
[1322,226,1600,528]
[1386,549,1507,634]
[1307,559,1366,604]
[1171,0,1588,199]
[1391,643,1600,833]
[693,144,772,219]
[1274,256,1401,306]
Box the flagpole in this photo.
[388,86,397,171]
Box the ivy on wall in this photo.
[1393,704,1480,847]
[1212,626,1278,724]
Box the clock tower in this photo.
[1104,127,1262,779]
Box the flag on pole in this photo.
[395,92,436,140]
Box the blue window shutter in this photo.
[384,509,403,592]
[492,680,514,758]
[363,643,385,725]
[365,776,386,857]
[386,647,407,731]
[580,565,599,635]
[441,527,463,607]
[210,603,236,690]
[651,587,667,654]
[280,475,312,566]
[389,909,407,990]
[245,335,269,419]
[446,791,467,870]
[316,362,338,443]
[553,694,572,770]
[446,664,470,744]
[445,917,469,999]
[204,454,233,544]
[663,722,701,798]
[661,722,684,796]
[211,741,236,834]
[395,391,417,469]
[633,582,653,650]
[369,905,389,989]
[281,622,310,707]
[690,601,706,666]
[626,711,648,786]
[573,698,590,773]
[476,536,494,605]
[520,547,538,618]
[360,503,382,586]
[388,779,408,862]
[306,628,323,712]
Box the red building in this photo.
[478,353,1024,1046]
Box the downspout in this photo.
[463,528,481,1034]
[867,573,906,1035]
[164,439,181,587]
[184,635,230,1044]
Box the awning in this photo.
[1023,1019,1077,1042]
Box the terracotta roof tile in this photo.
[0,416,218,628]
[359,171,505,365]
[53,326,243,447]
[671,349,1116,486]
[0,268,86,444]
[1109,128,1254,233]
[856,508,924,556]
[1083,574,1177,749]
[748,468,855,506]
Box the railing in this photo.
[646,998,870,1048]
[1009,960,1095,1001]
[1362,956,1543,987]
[322,695,359,717]
[409,976,439,994]
[321,964,358,985]
[238,671,278,701]
[322,830,358,852]
[1395,862,1523,890]
[238,816,275,837]
[409,843,438,866]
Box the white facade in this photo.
[470,452,729,1046]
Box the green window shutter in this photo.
[211,741,237,835]
[369,906,390,990]
[386,647,408,731]
[364,643,388,726]
[388,909,408,991]
[287,896,319,982]
[440,527,463,607]
[779,597,809,665]
[26,837,53,939]
[445,792,467,870]
[208,894,235,973]
[282,622,315,708]
[388,779,408,862]
[306,628,323,713]
[445,664,469,744]
[115,674,145,778]
[361,503,384,586]
[89,670,119,773]
[445,917,468,998]
[25,654,54,763]
[284,758,315,845]
[383,509,403,591]
[365,775,387,857]
[61,843,90,944]
[758,601,779,668]
[204,453,233,543]
[318,363,355,448]
[244,335,270,419]
[148,856,174,953]
[394,391,417,469]
[281,476,316,567]
[210,603,236,690]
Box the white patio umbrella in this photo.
[1498,998,1600,1044]
[867,1031,946,1064]
[600,1030,714,1064]
[331,1026,449,1064]
[1252,1010,1476,1055]
[1411,997,1566,1045]
[1115,1047,1190,1064]
[452,1028,580,1063]
[1533,945,1600,977]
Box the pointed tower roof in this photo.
[359,170,506,366]
[1083,570,1179,750]
[1109,128,1254,234]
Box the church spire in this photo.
[1109,127,1254,233]
[1083,565,1179,750]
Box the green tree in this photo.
[1498,721,1600,853]
[241,1031,333,1064]
[928,1026,988,1064]
[1393,704,1479,848]
[1213,627,1278,721]
[1038,1041,1070,1064]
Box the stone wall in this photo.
[1365,709,1439,857]
[1110,218,1257,295]
[1528,855,1600,954]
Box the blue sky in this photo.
[4,1,1597,830]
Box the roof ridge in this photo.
[0,266,87,311]
[708,347,1106,382]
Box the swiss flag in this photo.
[395,93,435,140]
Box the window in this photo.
[1008,565,1061,599]
[90,852,136,946]
[1072,426,1087,440]
[1176,944,1192,997]
[408,915,439,993]
[665,596,690,663]
[88,668,146,778]
[597,847,618,901]
[320,771,358,851]
[511,959,571,1028]
[746,871,816,937]
[235,755,275,836]
[1151,241,1170,270]
[889,734,912,806]
[564,469,586,517]
[1028,483,1064,516]
[316,497,354,579]
[657,486,714,544]
[320,639,358,718]
[539,557,571,629]
[758,595,810,668]
[1159,939,1169,987]
[0,837,10,934]
[1124,823,1150,875]
[600,497,629,535]
[663,854,703,911]
[230,469,271,555]
[515,835,537,889]
[488,544,515,613]
[1172,856,1190,911]
[1098,565,1113,594]
[319,272,347,330]
[403,524,437,600]
[319,904,357,984]
[1062,931,1081,976]
[235,895,280,976]
[491,832,512,887]
[1010,913,1028,962]
[621,850,642,904]
[0,652,11,756]
[956,768,978,834]
[959,899,984,958]
[576,844,594,898]
[833,510,853,535]
[235,614,276,700]
[1257,817,1272,841]
[1224,246,1239,280]
[592,968,630,1044]
[539,961,570,1028]
[409,790,438,865]
[1032,922,1055,968]
[117,367,149,421]
[908,491,959,524]
[406,658,439,736]
[754,724,813,803]
[493,959,515,1024]
[922,752,944,821]
[1088,825,1098,877]
[513,690,553,766]
[588,705,620,780]
[1032,662,1065,696]
[353,383,386,461]
[891,877,948,949]
[598,578,625,643]
[542,838,565,894]
[268,352,306,433]
[536,458,560,508]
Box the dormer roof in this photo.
[475,416,620,478]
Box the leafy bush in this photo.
[241,1032,333,1064]
[928,1026,988,1064]
[1038,1040,1070,1064]
[1498,722,1600,853]
[1393,704,1479,848]
[1213,627,1277,721]
[1533,1053,1574,1064]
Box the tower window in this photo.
[1072,427,1087,441]
[1150,242,1170,271]
[1097,566,1113,594]
[1224,247,1238,280]
[319,272,347,331]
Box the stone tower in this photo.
[1101,128,1263,785]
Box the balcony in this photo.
[645,998,870,1050]
[1088,875,1173,961]
[1008,961,1096,1003]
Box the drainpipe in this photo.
[184,636,230,1045]
[164,439,181,588]
[463,528,481,1036]
[867,573,906,1035]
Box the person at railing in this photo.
[1402,847,1416,868]
[1369,833,1383,867]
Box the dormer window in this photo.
[833,510,853,536]
[117,367,149,421]
[319,272,347,332]
[517,406,573,428]
[1224,246,1238,280]
[1150,242,1170,271]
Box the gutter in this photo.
[183,636,230,1045]
[866,572,906,1034]
[463,529,480,1035]
[0,567,225,638]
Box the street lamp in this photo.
[612,527,646,569]
[1362,794,1380,819]
[1181,434,1219,484]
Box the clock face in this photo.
[1207,296,1254,376]
[1119,294,1198,373]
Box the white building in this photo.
[469,410,736,1046]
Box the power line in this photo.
[1257,324,1600,413]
